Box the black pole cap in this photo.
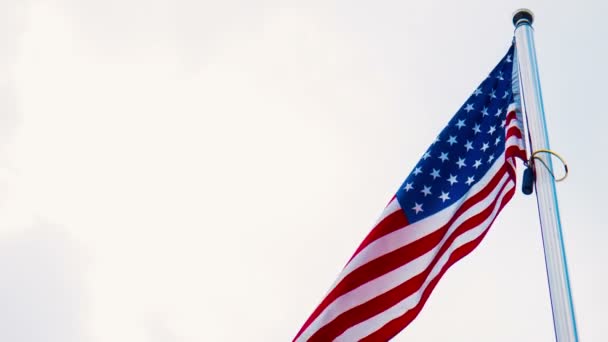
[513,8,534,27]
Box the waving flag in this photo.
[294,44,527,341]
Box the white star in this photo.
[501,119,506,128]
[464,140,474,151]
[413,167,422,175]
[495,137,501,145]
[466,176,475,186]
[464,103,474,112]
[422,151,431,160]
[473,87,483,96]
[481,142,490,152]
[496,71,504,80]
[439,191,451,202]
[473,159,482,169]
[447,136,458,145]
[430,168,441,179]
[447,174,458,185]
[488,126,496,135]
[489,89,497,99]
[502,90,509,99]
[473,124,481,134]
[455,119,466,129]
[439,152,449,162]
[506,54,512,63]
[420,185,432,197]
[481,107,489,116]
[488,155,495,163]
[404,182,413,192]
[412,202,423,214]
[494,108,502,117]
[433,136,440,144]
[456,157,466,168]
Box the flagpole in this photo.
[512,9,579,342]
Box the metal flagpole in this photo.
[512,9,579,342]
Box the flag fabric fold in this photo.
[294,43,527,341]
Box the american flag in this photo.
[294,44,527,341]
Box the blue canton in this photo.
[397,45,515,223]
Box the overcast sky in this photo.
[1,0,606,341]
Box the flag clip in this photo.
[522,166,535,195]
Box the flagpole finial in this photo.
[513,9,534,27]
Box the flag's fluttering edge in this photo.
[294,44,527,341]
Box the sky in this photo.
[0,0,606,341]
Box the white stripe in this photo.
[336,181,515,341]
[507,103,519,114]
[505,135,524,150]
[297,167,512,340]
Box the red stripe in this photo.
[506,126,523,139]
[293,209,408,340]
[359,186,515,341]
[505,110,518,124]
[506,146,526,161]
[308,178,514,341]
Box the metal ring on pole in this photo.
[529,149,569,182]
